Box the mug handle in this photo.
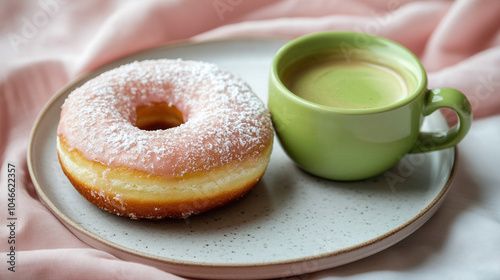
[410,88,472,153]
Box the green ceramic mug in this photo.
[268,31,472,181]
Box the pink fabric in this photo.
[1,0,499,279]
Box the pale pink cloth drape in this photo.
[1,0,499,279]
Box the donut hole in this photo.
[135,102,184,131]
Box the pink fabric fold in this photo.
[1,0,500,279]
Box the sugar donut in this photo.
[56,59,274,219]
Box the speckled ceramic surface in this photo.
[28,39,457,280]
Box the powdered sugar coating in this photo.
[57,59,274,178]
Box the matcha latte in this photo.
[282,52,416,110]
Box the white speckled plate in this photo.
[28,38,457,280]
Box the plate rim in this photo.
[27,37,458,278]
